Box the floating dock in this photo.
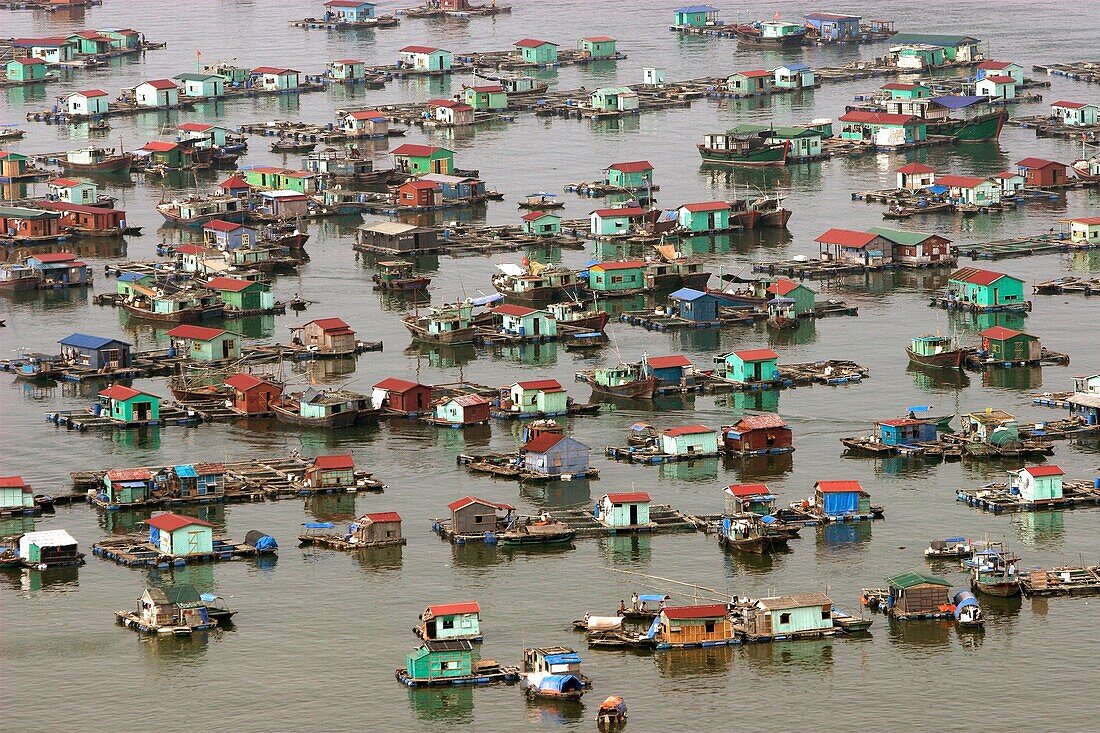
[604,446,719,464]
[1032,61,1100,84]
[92,537,267,567]
[1034,276,1100,295]
[545,504,698,536]
[962,347,1070,371]
[45,405,201,431]
[956,480,1100,513]
[701,360,871,392]
[954,234,1097,260]
[1020,565,1100,597]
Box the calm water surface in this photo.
[2,2,1099,731]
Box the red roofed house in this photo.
[397,46,452,72]
[462,84,508,111]
[522,433,592,478]
[976,74,1016,100]
[102,467,154,506]
[816,227,892,266]
[1016,157,1068,188]
[494,303,557,340]
[37,200,127,236]
[595,491,653,529]
[200,277,272,313]
[432,394,491,427]
[513,38,559,65]
[1012,465,1064,502]
[165,324,239,362]
[946,267,1026,310]
[895,162,936,190]
[604,160,654,189]
[397,179,443,208]
[766,277,816,314]
[507,378,568,416]
[813,480,871,518]
[579,35,618,60]
[977,60,1024,85]
[0,476,36,514]
[23,250,92,286]
[656,604,735,648]
[304,454,356,489]
[647,354,695,388]
[520,210,562,236]
[373,377,432,415]
[723,483,777,515]
[134,79,180,108]
[677,201,732,232]
[417,601,482,641]
[144,512,216,556]
[201,218,258,250]
[391,143,454,175]
[341,109,389,138]
[838,110,926,147]
[722,413,793,456]
[218,174,251,197]
[660,424,719,457]
[353,511,406,547]
[445,496,515,537]
[719,348,780,384]
[224,373,282,416]
[980,326,1041,362]
[1051,100,1099,127]
[427,98,475,126]
[727,69,774,95]
[932,174,1001,206]
[291,318,357,354]
[590,209,646,237]
[97,383,160,423]
[1070,216,1100,244]
[66,89,109,116]
[251,67,301,91]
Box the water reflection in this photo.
[907,363,970,392]
[304,493,358,522]
[355,544,404,573]
[722,543,789,577]
[1012,510,1065,548]
[714,390,780,412]
[979,365,1042,391]
[732,452,795,480]
[767,318,817,347]
[0,565,80,593]
[739,638,834,672]
[433,423,493,451]
[886,618,953,646]
[523,696,586,726]
[598,534,651,565]
[659,457,719,482]
[816,521,873,550]
[287,355,359,381]
[407,685,475,726]
[136,629,213,660]
[110,427,163,450]
[519,481,592,510]
[450,540,498,568]
[405,342,478,369]
[149,562,217,592]
[948,310,1027,336]
[493,342,559,366]
[652,644,734,677]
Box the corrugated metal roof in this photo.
[312,454,354,470]
[145,512,215,532]
[756,592,832,610]
[815,480,863,493]
[662,603,727,619]
[58,333,130,350]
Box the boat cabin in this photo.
[0,476,35,514]
[977,60,1024,85]
[494,304,557,339]
[813,480,871,518]
[594,492,651,529]
[417,601,482,641]
[434,394,491,426]
[722,414,793,455]
[838,111,926,147]
[774,63,814,89]
[102,468,153,505]
[976,75,1016,100]
[166,324,239,362]
[427,99,475,126]
[522,433,591,478]
[885,572,952,619]
[16,530,82,568]
[57,333,131,370]
[589,210,645,238]
[447,496,515,536]
[1010,465,1064,502]
[655,604,734,648]
[723,484,776,516]
[373,377,432,415]
[579,35,617,59]
[97,384,160,423]
[717,348,779,384]
[291,318,357,353]
[462,84,508,111]
[0,207,62,240]
[739,593,833,639]
[356,221,440,254]
[352,512,403,546]
[224,373,281,415]
[980,326,1041,362]
[304,454,356,488]
[144,512,215,556]
[660,425,719,456]
[405,640,473,682]
[508,379,568,416]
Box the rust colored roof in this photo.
[523,432,566,454]
[583,36,615,42]
[203,219,247,232]
[663,604,728,619]
[647,355,692,369]
[981,325,1027,340]
[140,79,178,90]
[949,267,1011,286]
[895,162,935,174]
[514,38,557,48]
[204,277,254,292]
[815,480,863,493]
[252,66,298,75]
[521,210,558,222]
[732,348,778,362]
[606,491,650,503]
[424,601,480,617]
[447,496,514,511]
[494,303,539,317]
[224,373,266,391]
[515,379,563,391]
[166,324,226,341]
[606,160,653,173]
[1051,100,1087,109]
[391,143,445,157]
[105,468,152,481]
[98,384,142,401]
[31,252,78,263]
[935,174,989,188]
[725,483,771,497]
[680,201,730,212]
[142,141,179,152]
[1024,465,1064,477]
[399,45,441,54]
[0,476,29,488]
[814,228,880,248]
[732,413,789,430]
[663,424,714,437]
[362,511,402,524]
[312,454,354,470]
[145,512,215,531]
[767,278,803,296]
[838,110,917,125]
[306,317,351,332]
[374,377,423,393]
[75,89,108,97]
[589,258,645,269]
[1016,157,1064,169]
[348,110,386,119]
[735,69,771,78]
[591,208,645,219]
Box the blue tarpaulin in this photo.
[200,593,217,604]
[760,514,777,524]
[931,95,986,109]
[537,674,584,693]
[544,652,582,666]
[252,535,278,551]
[644,616,660,640]
[469,293,503,307]
[952,590,980,620]
[639,594,668,603]
[303,522,334,529]
[822,491,859,515]
[174,465,197,478]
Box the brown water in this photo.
[2,1,1099,731]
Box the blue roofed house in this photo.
[58,333,132,370]
[668,287,718,322]
[805,12,861,41]
[773,63,814,89]
[522,433,592,478]
[324,0,376,22]
[673,5,719,28]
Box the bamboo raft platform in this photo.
[604,446,720,464]
[1031,391,1074,409]
[45,404,202,431]
[1020,565,1100,597]
[25,99,197,123]
[456,453,600,482]
[1006,115,1100,139]
[238,119,402,143]
[243,340,383,361]
[962,347,1070,371]
[92,537,267,567]
[1020,419,1100,441]
[698,360,870,393]
[954,234,1098,261]
[458,47,626,71]
[617,308,765,331]
[1032,61,1100,84]
[751,259,952,279]
[1034,276,1100,295]
[354,223,586,256]
[545,504,698,536]
[956,480,1100,513]
[288,16,400,30]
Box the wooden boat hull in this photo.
[560,312,610,332]
[907,347,964,369]
[499,530,576,546]
[271,403,378,428]
[733,27,807,46]
[973,579,1021,597]
[373,275,431,291]
[719,535,772,553]
[59,155,133,174]
[767,315,799,331]
[518,201,565,210]
[928,110,1006,142]
[587,377,657,400]
[120,301,224,323]
[697,142,789,167]
[402,318,477,345]
[757,208,792,228]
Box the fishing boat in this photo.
[927,109,1006,143]
[115,585,215,635]
[373,261,431,291]
[626,423,658,447]
[952,590,984,627]
[698,131,790,167]
[156,195,247,226]
[717,514,789,554]
[520,647,587,700]
[119,288,225,323]
[0,264,43,292]
[0,125,26,142]
[402,301,477,344]
[907,334,964,369]
[546,301,609,332]
[59,147,133,174]
[766,297,799,330]
[518,192,565,210]
[492,261,583,305]
[924,537,979,559]
[831,606,873,633]
[475,72,549,97]
[968,542,1021,597]
[270,139,317,154]
[261,222,309,249]
[498,517,576,546]
[576,357,657,399]
[731,19,808,46]
[1071,156,1100,182]
[271,387,379,428]
[595,696,628,727]
[201,593,237,625]
[753,195,793,227]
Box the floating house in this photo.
[1010,465,1063,502]
[1050,101,1099,127]
[722,414,793,455]
[446,496,515,537]
[463,84,508,111]
[668,288,718,323]
[589,86,639,112]
[805,12,860,41]
[655,605,734,649]
[975,75,1016,100]
[1069,393,1100,426]
[224,374,281,415]
[328,58,367,82]
[884,572,953,619]
[174,73,226,98]
[166,324,239,362]
[514,39,558,65]
[813,480,871,519]
[604,160,653,189]
[977,60,1024,85]
[141,140,196,170]
[979,326,1041,362]
[6,57,47,82]
[816,228,892,266]
[868,228,953,268]
[723,483,776,516]
[352,512,404,546]
[586,258,646,288]
[960,409,1019,443]
[323,0,376,22]
[589,209,644,237]
[875,418,938,446]
[647,355,694,389]
[202,277,272,313]
[433,394,491,426]
[719,348,779,384]
[991,170,1026,197]
[65,89,109,116]
[674,5,719,28]
[419,173,486,202]
[773,63,814,89]
[0,207,62,241]
[48,177,97,204]
[15,530,82,569]
[58,333,131,370]
[766,278,815,314]
[659,425,719,457]
[123,585,211,633]
[522,433,591,478]
[932,174,1001,206]
[67,31,113,55]
[945,267,1026,310]
[0,476,35,514]
[11,37,74,64]
[494,304,557,339]
[398,180,443,208]
[1070,216,1100,244]
[24,253,90,287]
[888,33,981,62]
[202,219,257,249]
[257,190,311,218]
[304,454,356,489]
[594,492,651,530]
[403,640,474,683]
[391,144,454,175]
[0,151,36,183]
[726,69,772,95]
[251,67,301,91]
[134,79,179,107]
[398,46,452,72]
[342,110,389,137]
[373,377,432,415]
[97,384,160,423]
[103,468,153,506]
[895,162,936,190]
[677,201,730,232]
[218,174,251,198]
[145,512,215,557]
[508,379,568,415]
[1015,157,1068,188]
[427,99,474,126]
[171,464,225,501]
[837,111,926,147]
[293,318,357,353]
[521,211,562,236]
[738,593,834,640]
[579,36,617,59]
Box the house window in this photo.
[779,612,791,624]
[474,515,484,524]
[441,660,459,670]
[705,621,715,633]
[442,618,454,629]
[821,609,831,620]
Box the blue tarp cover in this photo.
[118,481,147,488]
[822,491,859,515]
[174,465,198,478]
[538,674,583,693]
[639,594,668,603]
[253,535,278,551]
[544,652,582,666]
[303,522,334,529]
[760,514,777,524]
[644,616,660,640]
[931,95,986,109]
[200,593,217,603]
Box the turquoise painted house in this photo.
[678,201,731,231]
[145,512,215,556]
[946,267,1026,309]
[496,304,558,339]
[590,86,639,112]
[605,160,653,189]
[767,278,815,315]
[521,211,561,236]
[324,0,376,22]
[0,476,35,513]
[417,601,482,641]
[97,384,160,422]
[773,63,814,89]
[594,491,651,529]
[462,84,508,111]
[674,5,719,27]
[589,208,644,237]
[587,259,646,290]
[173,73,226,98]
[103,468,154,505]
[660,425,719,456]
[720,348,779,383]
[6,58,47,82]
[579,36,617,59]
[514,38,559,65]
[328,59,366,81]
[166,324,239,362]
[405,640,474,682]
[1013,465,1063,502]
[509,379,568,415]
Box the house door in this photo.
[187,531,203,554]
[531,318,540,336]
[629,505,638,525]
[222,339,234,358]
[135,402,150,421]
[708,213,716,229]
[992,287,998,304]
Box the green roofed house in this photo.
[885,572,953,619]
[579,36,617,59]
[514,38,559,65]
[728,124,823,161]
[867,227,953,267]
[888,33,981,62]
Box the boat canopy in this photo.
[639,593,669,603]
[496,263,526,277]
[544,652,581,665]
[584,615,622,631]
[468,293,503,307]
[537,674,584,693]
[303,522,334,529]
